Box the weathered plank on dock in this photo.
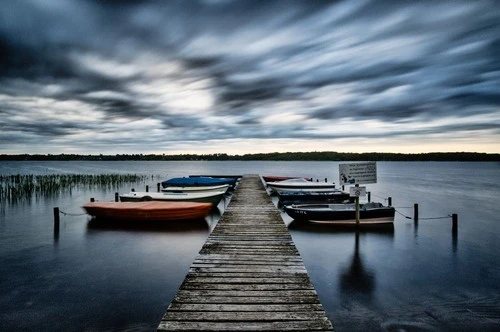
[158,174,334,332]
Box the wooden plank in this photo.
[157,174,334,331]
[163,311,329,321]
[172,295,321,304]
[183,276,312,284]
[166,303,325,312]
[159,320,333,331]
[180,283,315,291]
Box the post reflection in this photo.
[339,231,375,298]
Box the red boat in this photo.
[82,201,212,221]
[262,176,312,183]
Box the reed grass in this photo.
[0,173,148,205]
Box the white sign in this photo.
[339,162,377,185]
[349,186,367,197]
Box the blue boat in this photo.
[161,176,238,188]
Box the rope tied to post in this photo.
[395,208,454,221]
[59,209,87,217]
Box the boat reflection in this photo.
[86,217,210,233]
[288,219,395,235]
[339,232,375,298]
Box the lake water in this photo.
[0,161,499,331]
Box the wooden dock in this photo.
[158,174,334,331]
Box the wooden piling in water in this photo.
[53,207,60,233]
[158,174,334,331]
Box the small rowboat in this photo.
[162,176,238,188]
[161,184,230,194]
[283,202,395,226]
[277,190,352,205]
[82,201,212,221]
[262,176,313,183]
[119,190,227,206]
[267,178,337,193]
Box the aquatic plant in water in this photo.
[0,173,148,205]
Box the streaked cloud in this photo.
[0,0,499,154]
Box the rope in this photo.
[395,208,452,221]
[59,209,87,217]
[395,209,412,219]
[418,215,452,220]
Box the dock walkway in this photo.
[158,174,334,331]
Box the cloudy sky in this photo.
[1,0,499,155]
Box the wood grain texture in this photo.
[158,175,334,331]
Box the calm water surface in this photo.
[0,161,499,331]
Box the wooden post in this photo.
[53,207,60,233]
[355,184,360,226]
[157,183,161,192]
[90,197,95,202]
[115,192,119,202]
[414,203,419,221]
[355,196,360,226]
[146,185,149,192]
[388,197,392,206]
[452,213,458,234]
[367,192,371,202]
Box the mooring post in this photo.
[388,197,392,206]
[414,203,419,221]
[157,183,161,192]
[146,185,149,192]
[90,197,95,202]
[53,207,60,232]
[324,178,327,183]
[452,213,458,234]
[115,192,119,202]
[367,192,371,202]
[131,188,135,192]
[355,184,360,226]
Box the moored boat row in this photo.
[264,174,394,227]
[119,189,227,206]
[83,175,240,222]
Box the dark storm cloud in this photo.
[0,0,499,153]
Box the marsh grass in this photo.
[0,174,148,205]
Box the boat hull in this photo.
[161,177,238,188]
[161,184,230,194]
[119,191,226,206]
[267,184,338,194]
[82,201,212,221]
[278,191,352,205]
[262,176,312,182]
[284,203,395,226]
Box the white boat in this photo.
[267,178,337,193]
[119,190,227,206]
[161,184,230,194]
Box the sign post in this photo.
[340,162,377,226]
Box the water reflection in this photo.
[86,217,210,233]
[288,219,395,235]
[339,232,375,299]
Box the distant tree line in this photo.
[1,152,499,161]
